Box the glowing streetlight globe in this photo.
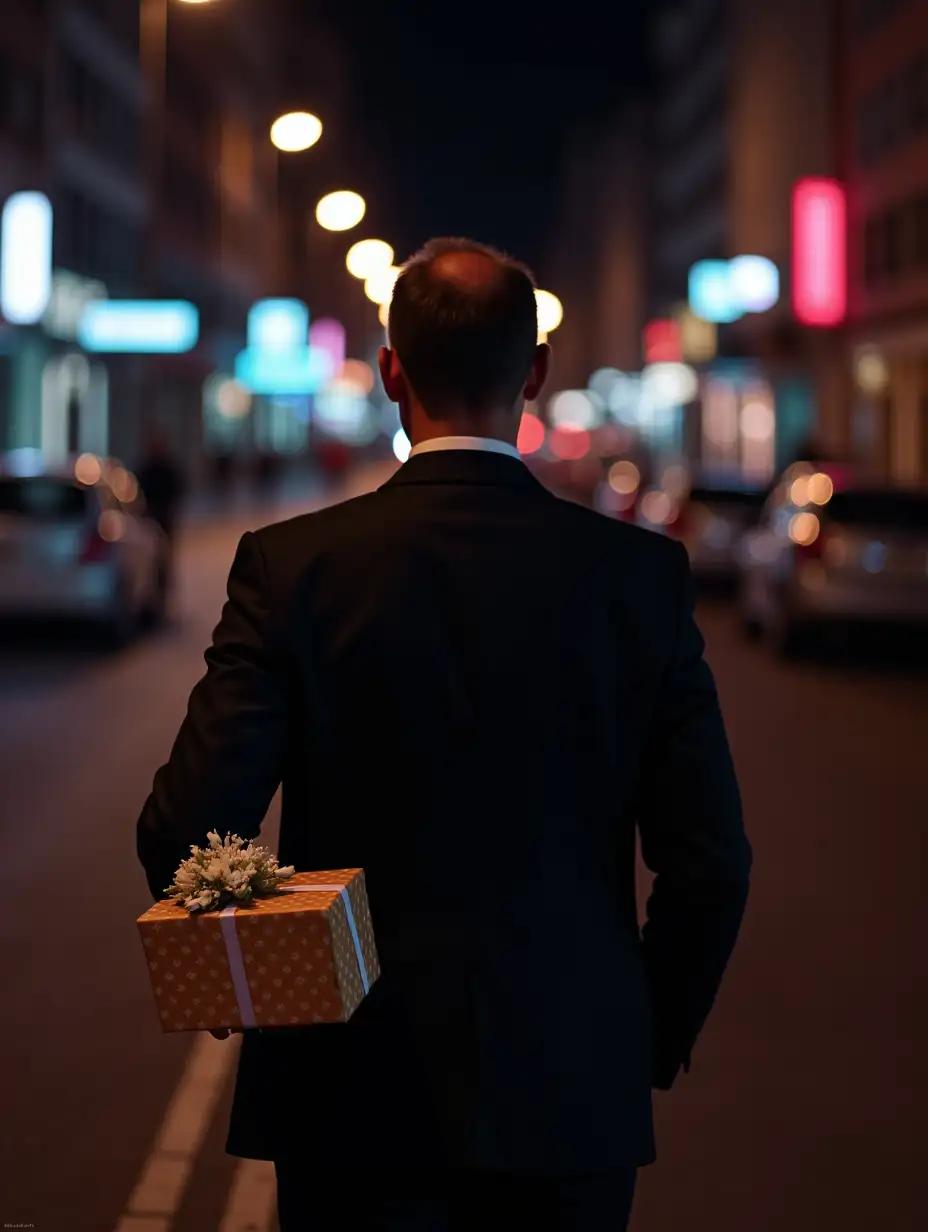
[378,301,390,328]
[346,239,394,280]
[315,191,366,232]
[393,429,411,462]
[365,265,400,305]
[535,289,563,335]
[270,111,322,153]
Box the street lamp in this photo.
[364,265,400,305]
[271,111,323,153]
[315,191,366,233]
[535,289,563,336]
[346,238,394,280]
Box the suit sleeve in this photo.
[137,532,286,900]
[637,542,752,1090]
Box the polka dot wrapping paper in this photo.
[137,869,381,1033]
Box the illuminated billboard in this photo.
[235,299,334,396]
[78,300,199,353]
[1,192,53,325]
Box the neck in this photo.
[406,406,519,449]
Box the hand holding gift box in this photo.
[137,833,380,1033]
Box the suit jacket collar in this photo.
[382,448,546,491]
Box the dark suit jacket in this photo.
[137,449,751,1173]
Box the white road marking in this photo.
[115,1034,240,1231]
[219,1159,278,1232]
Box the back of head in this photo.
[388,238,539,414]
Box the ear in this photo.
[378,346,406,405]
[523,343,551,403]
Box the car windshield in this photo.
[827,491,928,529]
[0,478,90,520]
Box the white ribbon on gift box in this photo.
[219,883,370,1030]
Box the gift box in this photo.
[137,869,380,1033]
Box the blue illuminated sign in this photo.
[688,256,780,324]
[248,299,308,352]
[688,261,741,324]
[78,300,199,353]
[235,299,334,396]
[1,192,54,325]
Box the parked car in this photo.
[737,463,928,654]
[0,453,167,645]
[669,482,766,584]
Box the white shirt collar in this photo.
[408,435,522,462]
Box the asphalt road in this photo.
[0,480,925,1232]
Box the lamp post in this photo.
[138,0,219,431]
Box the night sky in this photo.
[311,1,653,276]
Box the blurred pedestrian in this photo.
[136,429,184,591]
[138,238,751,1232]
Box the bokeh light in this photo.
[855,349,889,395]
[109,466,139,504]
[346,239,394,280]
[807,472,834,506]
[270,112,322,153]
[792,178,847,327]
[661,463,690,499]
[309,318,346,373]
[790,475,811,506]
[98,509,126,542]
[549,390,600,431]
[74,453,102,486]
[392,428,411,462]
[517,412,546,455]
[641,362,698,410]
[535,289,563,335]
[740,399,775,442]
[215,379,252,420]
[548,426,590,460]
[608,460,640,495]
[729,256,780,313]
[315,191,366,232]
[365,266,400,305]
[339,359,375,395]
[640,490,674,525]
[789,511,821,546]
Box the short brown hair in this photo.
[388,238,539,412]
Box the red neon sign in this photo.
[643,319,682,364]
[791,178,847,327]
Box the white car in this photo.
[0,453,167,644]
[738,463,928,655]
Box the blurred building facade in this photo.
[648,0,844,484]
[546,107,649,392]
[0,0,367,487]
[843,0,928,482]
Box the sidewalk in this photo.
[182,471,329,525]
[180,461,400,530]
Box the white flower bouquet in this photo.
[165,831,295,913]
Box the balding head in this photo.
[386,238,541,416]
